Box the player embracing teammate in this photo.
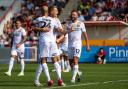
[32,4,65,87]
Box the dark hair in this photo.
[70,9,78,20]
[48,6,57,14]
[71,9,78,15]
[99,48,104,50]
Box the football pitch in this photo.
[0,63,128,89]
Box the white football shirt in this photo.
[67,20,86,47]
[35,16,57,43]
[13,27,26,45]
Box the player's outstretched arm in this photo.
[83,32,90,52]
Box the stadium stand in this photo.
[0,0,128,47]
[77,0,128,22]
[0,0,69,47]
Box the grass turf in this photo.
[0,63,128,89]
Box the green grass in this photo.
[0,64,128,89]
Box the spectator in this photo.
[2,0,69,48]
[0,35,4,47]
[91,12,98,21]
[77,0,128,22]
[95,48,106,64]
[98,12,107,21]
[3,21,12,36]
[78,11,85,21]
[26,0,34,11]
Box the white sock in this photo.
[8,57,15,73]
[61,58,65,70]
[65,60,70,70]
[20,59,25,73]
[78,70,81,76]
[72,65,78,81]
[54,62,61,80]
[35,64,43,83]
[58,60,61,68]
[42,63,51,81]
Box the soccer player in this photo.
[67,10,90,83]
[5,20,27,76]
[48,6,69,72]
[59,22,70,72]
[33,4,64,87]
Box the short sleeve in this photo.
[22,28,27,36]
[54,18,63,29]
[81,22,86,32]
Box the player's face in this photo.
[100,49,104,52]
[71,12,78,21]
[16,21,22,28]
[53,8,58,16]
[50,7,58,17]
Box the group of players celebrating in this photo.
[4,4,90,87]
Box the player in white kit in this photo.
[5,20,27,76]
[34,6,67,86]
[33,4,64,87]
[67,10,90,83]
[59,23,70,72]
[48,6,70,72]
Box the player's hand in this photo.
[16,43,21,48]
[56,39,60,44]
[69,26,74,32]
[86,46,90,52]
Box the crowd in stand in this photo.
[77,0,128,22]
[1,0,128,47]
[0,0,68,47]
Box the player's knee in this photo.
[11,55,17,59]
[73,56,79,65]
[40,57,46,64]
[51,56,58,63]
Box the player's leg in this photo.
[63,46,70,72]
[71,56,79,83]
[5,49,17,76]
[41,57,53,86]
[40,43,53,86]
[51,43,65,86]
[34,64,43,86]
[60,54,65,72]
[18,49,25,76]
[63,55,70,72]
[70,47,81,83]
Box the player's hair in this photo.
[69,9,78,20]
[48,6,57,14]
[15,19,23,24]
[71,9,78,15]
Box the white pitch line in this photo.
[43,80,128,89]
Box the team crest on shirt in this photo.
[77,22,81,27]
[77,24,80,27]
